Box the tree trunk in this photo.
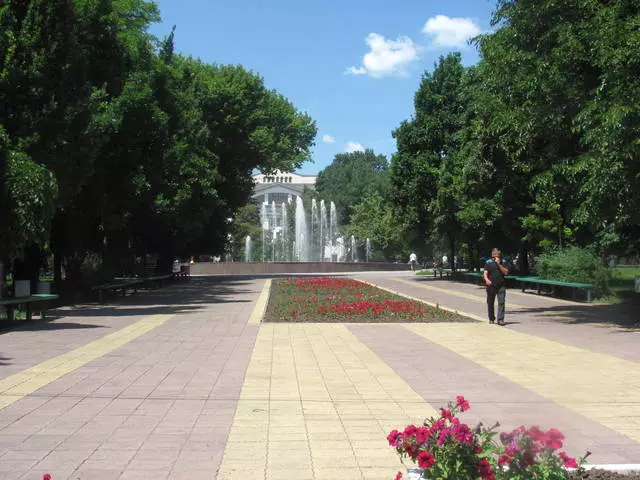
[520,246,530,276]
[53,252,62,285]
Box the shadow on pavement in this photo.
[403,276,640,329]
[513,303,640,330]
[0,276,259,334]
[0,354,11,365]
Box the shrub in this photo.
[536,247,611,294]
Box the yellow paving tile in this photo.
[0,314,174,409]
[406,323,640,442]
[217,323,436,479]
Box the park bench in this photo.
[0,294,59,322]
[516,276,594,302]
[92,279,144,303]
[432,268,453,279]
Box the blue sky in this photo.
[149,0,496,174]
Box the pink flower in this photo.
[43,475,52,480]
[440,408,453,421]
[559,451,578,468]
[403,425,418,437]
[477,459,495,480]
[417,451,435,469]
[387,429,402,446]
[395,472,403,480]
[544,428,564,449]
[505,443,520,457]
[415,427,430,444]
[528,426,545,441]
[453,423,474,444]
[456,395,470,412]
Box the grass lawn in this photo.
[609,266,640,300]
[416,269,435,276]
[264,277,471,323]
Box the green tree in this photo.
[346,190,406,261]
[314,149,388,226]
[389,53,470,269]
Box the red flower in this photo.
[415,426,430,444]
[543,428,564,449]
[403,425,418,437]
[43,475,52,480]
[456,395,470,412]
[395,472,403,480]
[387,429,402,446]
[559,451,578,468]
[440,408,453,421]
[528,426,545,441]
[505,444,519,457]
[477,459,495,480]
[498,455,511,467]
[417,451,435,469]
[452,423,474,444]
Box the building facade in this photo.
[251,170,316,205]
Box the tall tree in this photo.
[389,53,470,268]
[314,149,388,226]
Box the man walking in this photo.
[484,248,509,325]
[409,252,418,271]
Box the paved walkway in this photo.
[0,273,638,479]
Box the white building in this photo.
[251,170,317,205]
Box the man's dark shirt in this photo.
[485,259,505,287]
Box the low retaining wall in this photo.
[190,262,409,275]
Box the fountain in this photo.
[256,196,370,263]
[245,236,252,262]
[295,197,308,262]
[351,235,357,262]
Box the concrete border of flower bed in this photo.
[249,279,271,324]
[575,465,640,473]
[359,279,486,323]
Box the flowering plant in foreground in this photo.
[389,396,588,479]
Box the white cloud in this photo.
[322,134,336,144]
[345,141,365,153]
[346,33,419,78]
[422,15,481,47]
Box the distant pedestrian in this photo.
[409,252,418,271]
[484,248,509,325]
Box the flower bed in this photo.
[264,277,471,323]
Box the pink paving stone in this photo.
[347,323,640,464]
[363,273,640,363]
[0,277,263,479]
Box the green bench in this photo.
[0,294,59,322]
[433,268,453,279]
[516,276,594,302]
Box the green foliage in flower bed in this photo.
[264,277,471,323]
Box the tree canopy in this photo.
[0,0,316,286]
[386,0,640,267]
